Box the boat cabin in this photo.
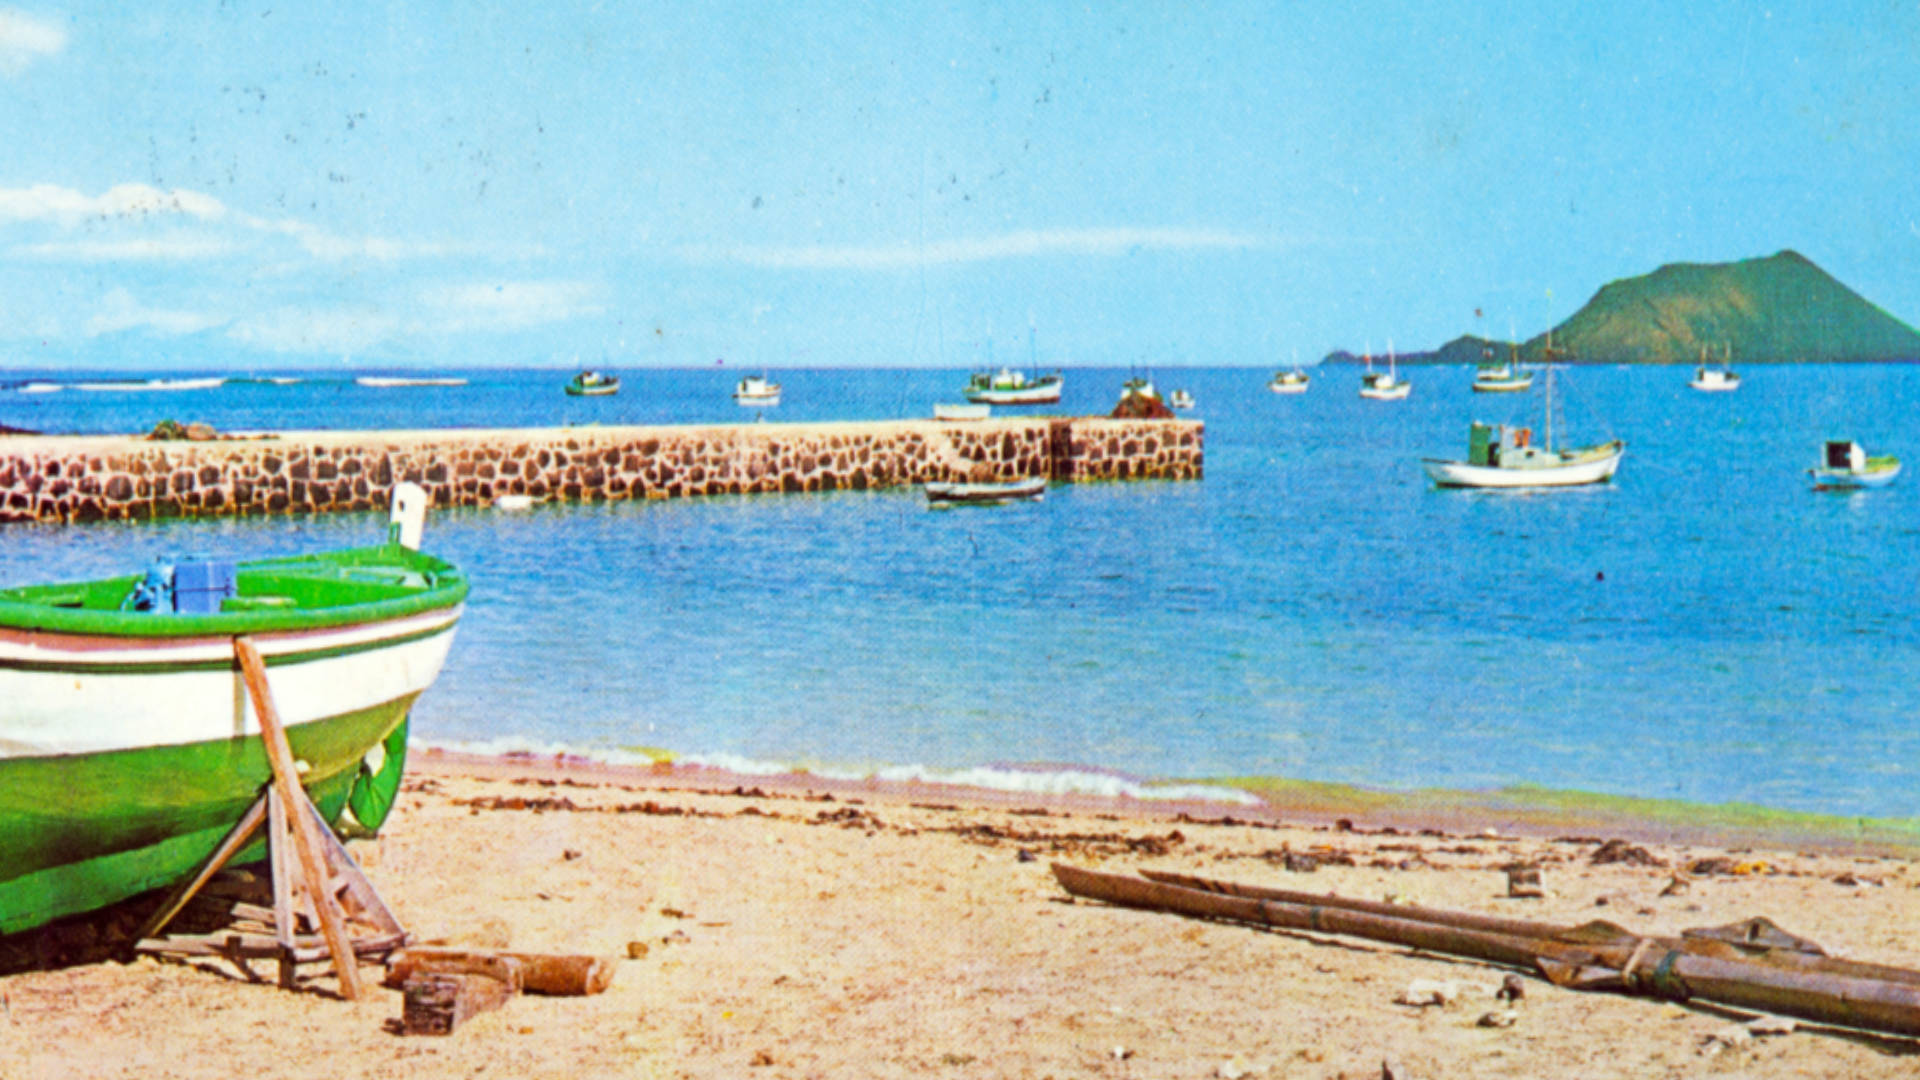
[1824,440,1867,473]
[1468,422,1537,467]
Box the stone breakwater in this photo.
[0,417,1201,524]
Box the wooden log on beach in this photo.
[385,946,616,996]
[1056,863,1920,1040]
[401,972,516,1036]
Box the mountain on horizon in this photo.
[1325,251,1920,366]
[1524,250,1920,365]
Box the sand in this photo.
[5,749,1920,1079]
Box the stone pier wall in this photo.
[0,417,1202,524]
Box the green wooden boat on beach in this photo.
[0,486,466,935]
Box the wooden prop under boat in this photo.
[0,484,467,935]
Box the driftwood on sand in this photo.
[1054,863,1920,1040]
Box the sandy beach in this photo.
[4,749,1920,1079]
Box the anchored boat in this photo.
[1267,368,1310,394]
[1690,344,1741,392]
[1809,440,1900,490]
[1422,366,1624,488]
[962,368,1063,405]
[1471,345,1533,393]
[0,485,467,935]
[1358,345,1410,401]
[733,374,781,406]
[924,476,1047,506]
[564,370,620,396]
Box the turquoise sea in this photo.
[4,364,1919,819]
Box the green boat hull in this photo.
[0,697,413,937]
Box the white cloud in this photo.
[0,183,227,226]
[15,235,239,261]
[682,227,1265,270]
[0,183,465,264]
[0,9,65,77]
[421,280,605,331]
[85,287,227,337]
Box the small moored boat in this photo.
[1267,368,1310,394]
[564,370,620,396]
[1690,345,1741,392]
[0,485,467,935]
[1809,440,1900,490]
[962,368,1063,405]
[733,374,781,406]
[1472,346,1533,393]
[924,476,1048,506]
[1358,345,1410,401]
[1168,388,1196,410]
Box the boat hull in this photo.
[0,547,464,935]
[1422,443,1626,488]
[962,387,1061,405]
[1810,464,1901,490]
[1472,377,1534,393]
[1268,381,1309,395]
[924,477,1048,505]
[1359,383,1411,401]
[565,384,618,397]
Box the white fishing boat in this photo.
[924,475,1047,506]
[962,368,1063,405]
[1690,344,1741,392]
[1422,366,1624,488]
[1267,368,1310,394]
[1808,440,1900,490]
[733,374,781,405]
[1169,388,1196,410]
[354,376,468,388]
[1358,345,1410,401]
[1471,345,1534,393]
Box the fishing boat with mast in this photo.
[0,485,466,934]
[1267,367,1310,394]
[962,331,1063,405]
[733,373,782,406]
[1421,364,1624,488]
[1690,344,1741,392]
[1358,343,1410,401]
[1471,343,1533,393]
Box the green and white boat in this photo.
[0,486,466,935]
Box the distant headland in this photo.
[1329,250,1920,365]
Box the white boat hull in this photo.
[1473,377,1534,393]
[963,387,1061,405]
[1359,383,1411,400]
[1810,464,1901,490]
[1268,381,1309,395]
[1422,444,1625,489]
[0,606,461,759]
[924,477,1047,505]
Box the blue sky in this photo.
[0,2,1914,369]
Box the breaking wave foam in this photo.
[418,738,1260,806]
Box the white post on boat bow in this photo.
[389,481,428,550]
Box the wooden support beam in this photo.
[232,635,366,1001]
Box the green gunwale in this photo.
[0,542,468,638]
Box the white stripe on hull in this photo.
[0,607,459,667]
[0,611,460,759]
